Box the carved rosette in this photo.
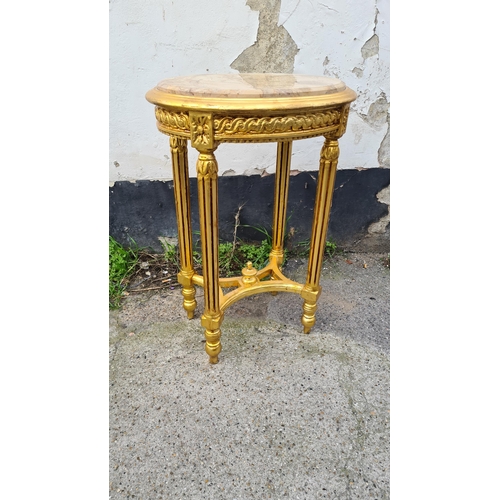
[190,112,214,151]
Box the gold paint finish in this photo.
[196,149,222,364]
[169,136,196,319]
[153,105,352,143]
[146,73,356,363]
[270,141,292,267]
[301,136,339,333]
[190,112,215,151]
[241,262,259,287]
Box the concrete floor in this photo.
[109,252,390,499]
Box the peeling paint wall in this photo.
[231,0,299,73]
[110,0,389,182]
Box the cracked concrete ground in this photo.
[109,252,390,499]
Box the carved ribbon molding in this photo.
[155,107,189,133]
[155,104,351,143]
[214,110,341,136]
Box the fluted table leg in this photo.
[169,136,196,319]
[301,135,340,333]
[196,149,222,364]
[269,141,292,268]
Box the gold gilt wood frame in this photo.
[146,82,356,364]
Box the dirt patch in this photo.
[124,251,194,295]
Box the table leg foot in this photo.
[182,286,196,319]
[205,320,222,364]
[178,271,197,319]
[301,299,317,334]
[208,354,219,364]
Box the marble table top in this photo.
[155,73,347,99]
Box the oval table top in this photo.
[146,73,356,113]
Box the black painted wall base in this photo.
[109,168,390,253]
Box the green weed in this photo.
[239,240,272,269]
[193,224,276,277]
[109,236,139,309]
[238,224,274,270]
[159,224,341,281]
[324,239,338,258]
[290,237,340,259]
[294,238,312,257]
[161,240,180,269]
[219,241,236,276]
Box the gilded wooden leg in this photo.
[196,149,222,363]
[269,141,292,269]
[301,135,339,333]
[170,136,197,319]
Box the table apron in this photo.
[154,104,351,144]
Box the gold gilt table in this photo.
[146,73,356,364]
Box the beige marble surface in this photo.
[155,73,346,98]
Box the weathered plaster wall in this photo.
[109,0,390,183]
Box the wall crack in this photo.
[360,1,380,61]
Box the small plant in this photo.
[288,237,340,259]
[294,238,311,257]
[324,239,338,258]
[193,249,202,267]
[109,236,139,309]
[219,241,237,276]
[161,240,180,270]
[239,224,274,269]
[177,217,342,278]
[239,240,273,269]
